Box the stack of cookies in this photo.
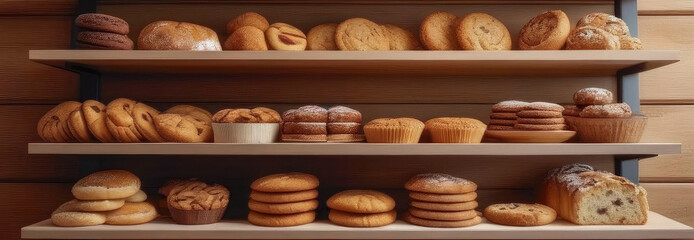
[515,102,567,131]
[488,100,528,130]
[327,190,396,227]
[403,173,481,228]
[74,13,133,50]
[51,170,156,227]
[37,99,214,143]
[327,106,364,142]
[248,173,319,227]
[281,105,329,142]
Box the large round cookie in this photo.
[420,11,460,50]
[518,10,571,50]
[405,173,477,194]
[82,100,117,142]
[409,191,477,203]
[132,102,165,142]
[250,189,319,203]
[456,13,511,50]
[383,24,422,50]
[409,207,478,221]
[67,109,96,143]
[106,98,145,143]
[154,114,213,143]
[75,13,129,35]
[77,31,134,50]
[37,101,81,143]
[251,172,319,192]
[248,199,319,214]
[484,203,557,226]
[328,209,396,227]
[410,200,478,211]
[307,23,338,50]
[327,190,395,213]
[335,18,389,51]
[404,213,481,228]
[248,210,315,227]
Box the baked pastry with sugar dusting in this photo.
[539,164,649,225]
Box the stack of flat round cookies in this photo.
[327,190,397,227]
[403,173,481,228]
[488,100,529,130]
[248,172,319,227]
[515,102,567,131]
[74,13,133,50]
[51,170,156,227]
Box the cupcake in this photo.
[167,180,230,225]
[426,117,487,143]
[363,118,424,143]
[211,107,281,143]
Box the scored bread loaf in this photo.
[538,163,648,225]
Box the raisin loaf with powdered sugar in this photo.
[539,163,648,225]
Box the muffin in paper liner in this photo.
[571,114,647,143]
[168,205,227,225]
[212,123,279,143]
[427,117,487,143]
[363,118,424,143]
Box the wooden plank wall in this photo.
[0,1,692,240]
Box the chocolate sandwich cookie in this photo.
[77,31,134,50]
[75,13,129,35]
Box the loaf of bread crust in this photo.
[539,163,648,225]
[138,21,222,50]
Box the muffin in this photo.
[426,117,487,143]
[211,107,281,143]
[167,180,230,225]
[572,103,645,143]
[363,118,424,143]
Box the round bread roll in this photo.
[576,13,630,37]
[51,201,107,227]
[105,202,158,225]
[226,12,269,34]
[72,170,141,200]
[566,27,620,50]
[518,10,571,50]
[224,26,268,51]
[138,21,222,51]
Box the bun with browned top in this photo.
[138,21,221,50]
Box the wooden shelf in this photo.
[29,50,679,76]
[27,143,680,157]
[21,212,694,239]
